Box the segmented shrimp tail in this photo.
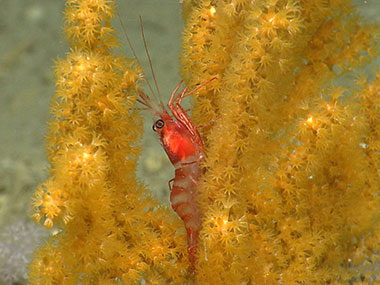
[170,161,202,269]
[187,228,199,269]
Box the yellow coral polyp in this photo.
[80,151,91,162]
[208,6,216,17]
[305,115,314,127]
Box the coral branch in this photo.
[181,0,380,283]
[29,0,189,283]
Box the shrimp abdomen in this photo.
[170,160,202,269]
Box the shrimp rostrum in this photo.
[138,78,215,269]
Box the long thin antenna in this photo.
[117,12,156,97]
[117,11,138,60]
[139,16,161,97]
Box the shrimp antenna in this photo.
[116,11,137,59]
[139,16,161,97]
[117,12,156,97]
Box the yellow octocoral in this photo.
[29,0,380,284]
[29,0,190,283]
[181,0,380,283]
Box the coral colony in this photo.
[30,0,379,284]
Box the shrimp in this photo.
[138,77,216,269]
[117,13,216,268]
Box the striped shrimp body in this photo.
[138,78,215,269]
[170,151,202,268]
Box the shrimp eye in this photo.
[153,119,164,132]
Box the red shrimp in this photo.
[117,13,216,268]
[138,78,216,269]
